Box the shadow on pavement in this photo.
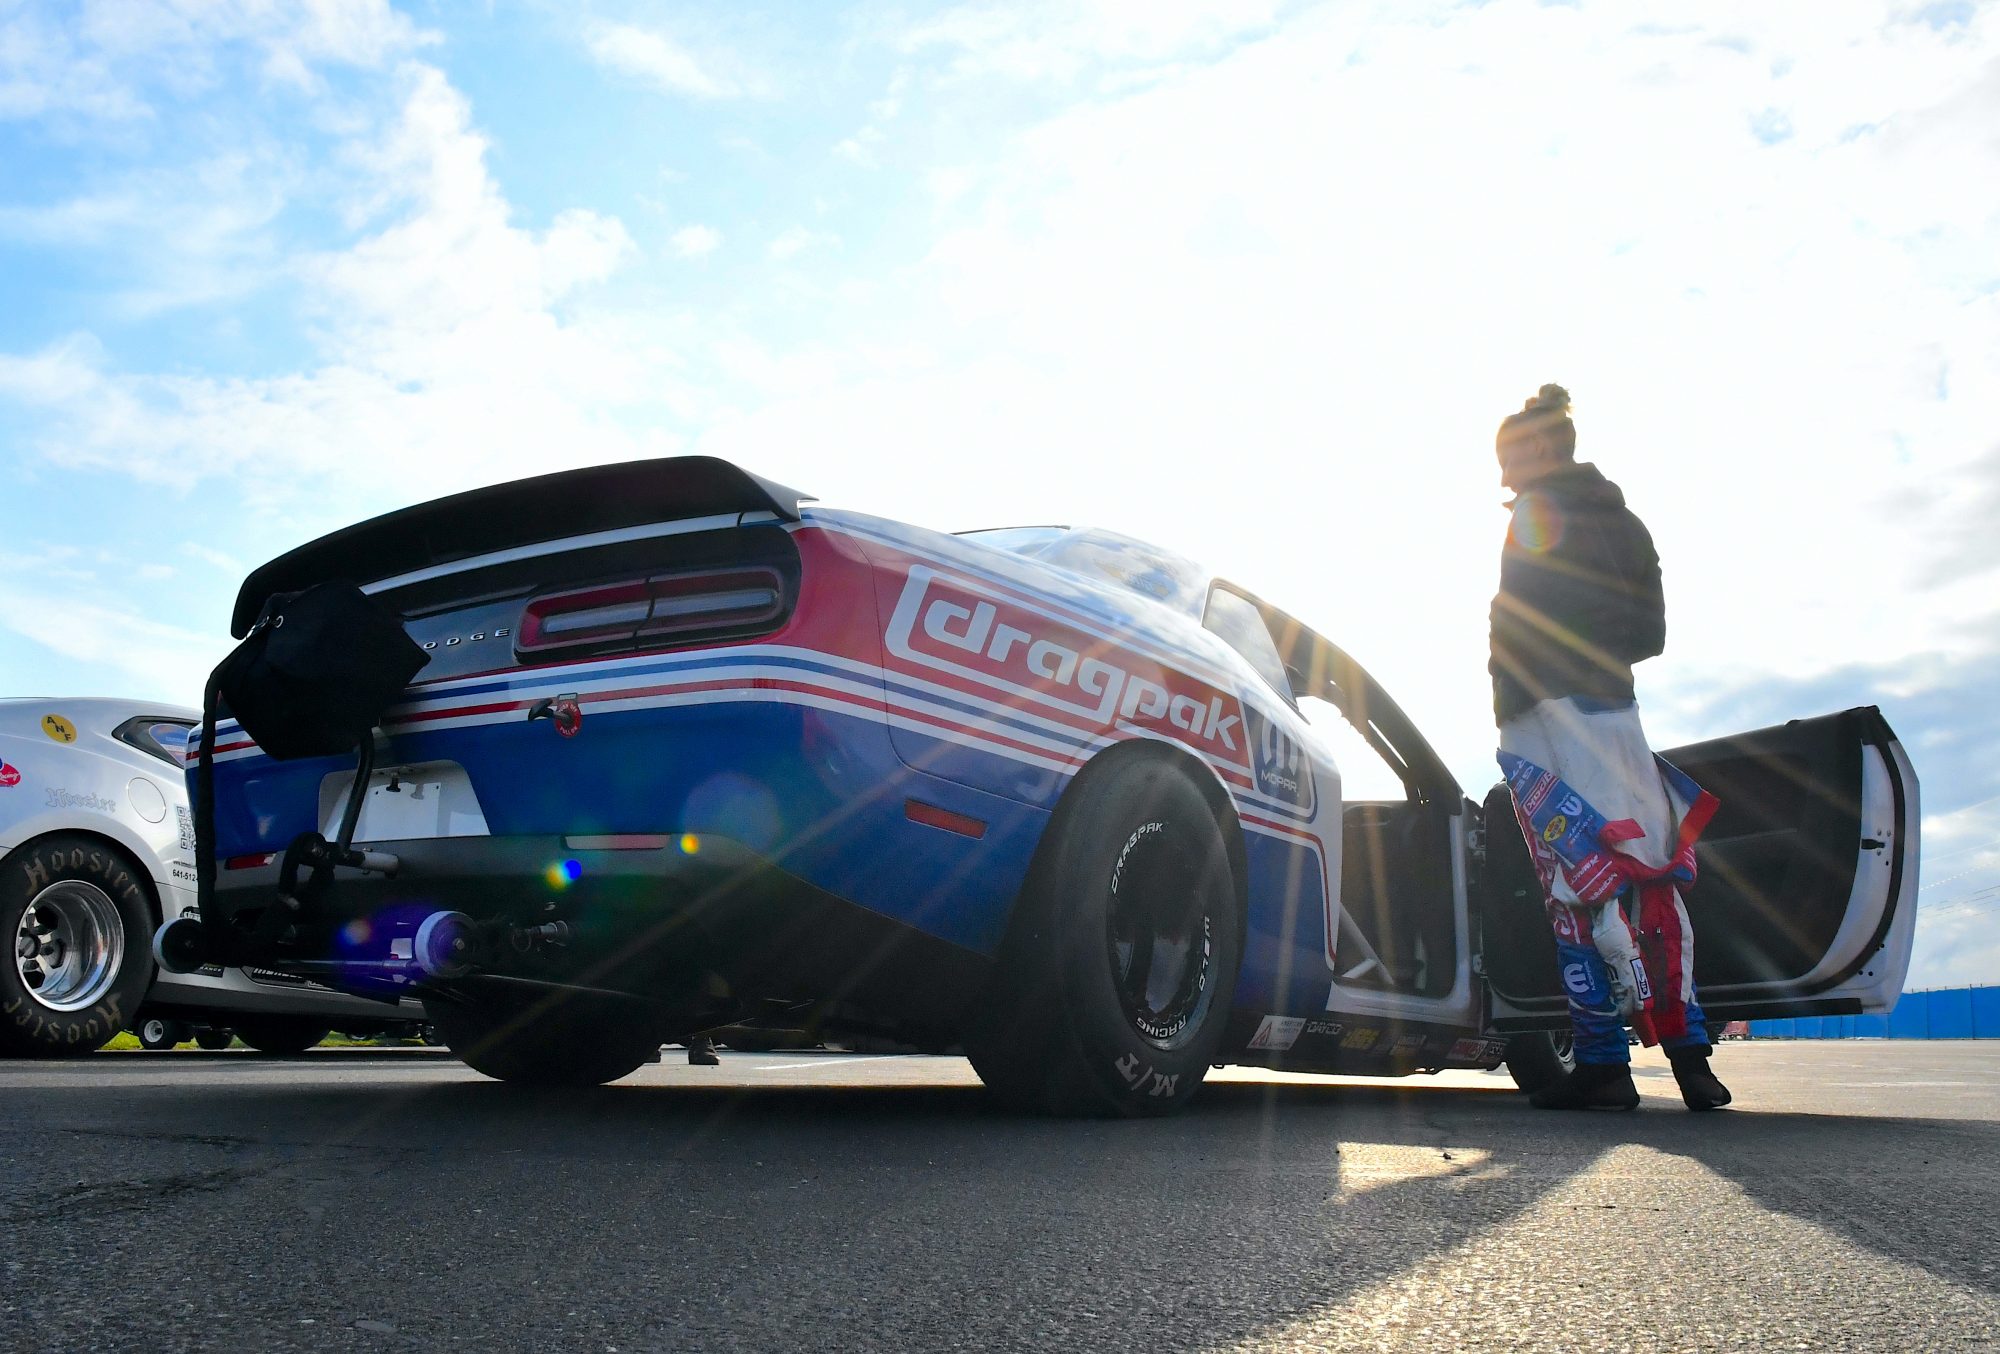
[8,1066,1995,1350]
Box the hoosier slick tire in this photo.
[0,833,156,1058]
[425,997,661,1087]
[1503,1030,1577,1094]
[966,755,1242,1118]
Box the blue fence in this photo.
[1747,985,2000,1039]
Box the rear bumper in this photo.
[204,832,987,1031]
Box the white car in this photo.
[1,697,422,1055]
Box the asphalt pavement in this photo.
[3,1041,1997,1352]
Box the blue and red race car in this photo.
[167,457,1918,1113]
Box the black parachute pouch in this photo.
[195,582,429,959]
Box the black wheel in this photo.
[137,1017,190,1050]
[1,834,156,1058]
[1504,1030,1576,1093]
[231,1017,329,1056]
[423,996,660,1087]
[193,1028,234,1051]
[965,754,1241,1117]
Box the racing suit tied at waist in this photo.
[1499,749,1721,1045]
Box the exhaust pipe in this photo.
[414,911,481,979]
[152,916,213,975]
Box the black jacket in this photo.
[1489,462,1664,725]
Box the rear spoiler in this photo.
[230,457,812,637]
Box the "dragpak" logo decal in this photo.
[886,566,1250,766]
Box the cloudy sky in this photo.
[2,0,1995,987]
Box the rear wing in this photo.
[230,457,812,637]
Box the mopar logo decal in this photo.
[1245,704,1314,812]
[1562,961,1592,995]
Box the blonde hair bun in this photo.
[1525,383,1571,414]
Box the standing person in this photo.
[1489,384,1732,1112]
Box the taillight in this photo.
[639,569,784,640]
[517,580,653,653]
[516,567,787,656]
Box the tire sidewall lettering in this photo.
[1,834,150,1056]
[1067,769,1239,1111]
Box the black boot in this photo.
[687,1036,720,1067]
[1530,1061,1640,1111]
[1668,1044,1731,1111]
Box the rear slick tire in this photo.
[966,755,1241,1118]
[424,997,660,1087]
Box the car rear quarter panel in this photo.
[823,511,1341,1003]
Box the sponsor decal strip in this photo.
[197,646,1311,820]
[199,659,1326,843]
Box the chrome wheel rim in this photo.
[14,880,125,1012]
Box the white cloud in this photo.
[0,572,224,700]
[768,226,837,260]
[899,0,1284,83]
[835,68,909,168]
[0,8,144,121]
[834,129,883,167]
[670,224,722,258]
[0,150,295,316]
[584,20,746,100]
[180,542,243,574]
[0,0,427,121]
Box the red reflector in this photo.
[905,800,987,839]
[225,853,278,870]
[562,835,675,851]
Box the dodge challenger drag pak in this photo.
[160,458,1918,1113]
